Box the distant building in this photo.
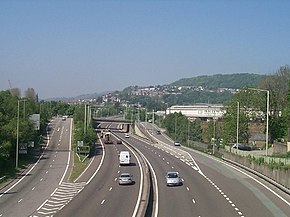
[166,104,225,120]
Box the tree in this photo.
[10,88,21,98]
[25,88,37,102]
[162,112,202,144]
[222,92,251,144]
[259,65,290,141]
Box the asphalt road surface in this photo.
[56,134,144,217]
[0,117,74,217]
[137,122,290,217]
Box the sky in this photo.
[1,0,290,99]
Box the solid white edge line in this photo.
[136,150,159,217]
[124,143,143,217]
[217,158,290,206]
[37,199,49,211]
[59,125,70,185]
[86,134,105,184]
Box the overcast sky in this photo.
[1,1,290,99]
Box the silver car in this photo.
[118,173,133,185]
[174,141,181,146]
[166,172,182,186]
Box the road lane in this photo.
[186,148,290,216]
[139,122,290,216]
[130,136,241,216]
[56,137,143,217]
[0,118,73,217]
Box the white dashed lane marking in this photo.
[141,141,244,217]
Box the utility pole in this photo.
[84,104,87,135]
[187,119,190,147]
[174,113,177,141]
[237,101,239,145]
[16,100,20,169]
[248,88,269,156]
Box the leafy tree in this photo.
[25,88,37,102]
[171,73,264,89]
[162,112,202,144]
[10,88,21,98]
[258,65,290,141]
[222,92,251,144]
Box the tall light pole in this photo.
[16,100,20,169]
[237,101,239,145]
[84,104,87,135]
[248,88,269,156]
[16,99,26,169]
[187,119,190,147]
[213,117,216,155]
[174,113,177,141]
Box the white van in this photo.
[119,151,130,165]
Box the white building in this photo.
[166,104,225,120]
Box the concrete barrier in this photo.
[223,152,290,192]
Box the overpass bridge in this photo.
[92,117,133,132]
[92,118,133,124]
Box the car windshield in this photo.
[168,173,178,178]
[121,174,130,178]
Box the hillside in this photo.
[170,73,265,89]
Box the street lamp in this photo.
[16,100,20,169]
[237,101,239,145]
[187,119,190,147]
[248,88,270,156]
[16,99,26,169]
[174,113,177,141]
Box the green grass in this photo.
[0,152,37,188]
[69,148,91,182]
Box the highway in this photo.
[1,118,289,217]
[56,133,145,217]
[135,122,290,216]
[0,117,74,217]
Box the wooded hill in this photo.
[170,73,265,89]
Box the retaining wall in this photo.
[223,152,290,189]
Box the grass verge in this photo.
[69,148,91,182]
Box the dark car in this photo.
[232,143,251,151]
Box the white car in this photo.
[174,141,181,146]
[118,173,133,185]
[166,172,182,186]
[125,133,130,138]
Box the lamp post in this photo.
[248,88,269,156]
[174,113,177,141]
[84,104,87,135]
[237,101,239,145]
[16,100,20,169]
[212,117,217,155]
[16,99,26,169]
[187,119,190,147]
